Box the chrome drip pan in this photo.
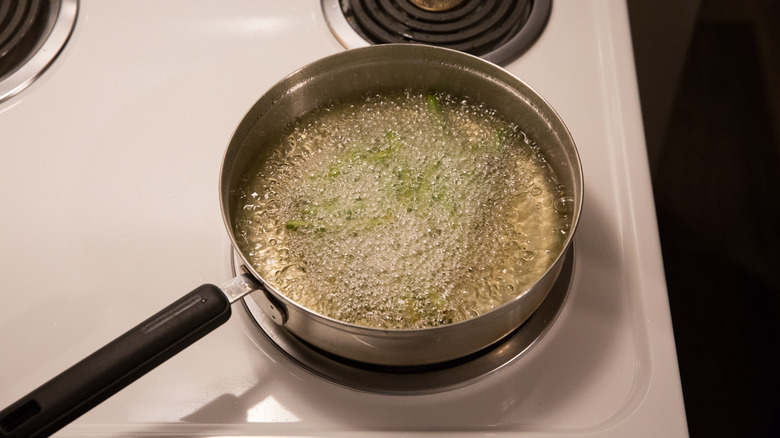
[236,246,574,394]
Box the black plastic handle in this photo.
[0,284,231,438]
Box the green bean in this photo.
[285,220,310,231]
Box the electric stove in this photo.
[0,1,688,436]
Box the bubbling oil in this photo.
[234,91,571,329]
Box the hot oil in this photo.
[234,91,571,329]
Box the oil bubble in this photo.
[234,90,569,329]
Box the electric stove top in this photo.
[0,1,688,436]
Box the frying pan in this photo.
[0,44,582,438]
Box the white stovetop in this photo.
[0,0,687,436]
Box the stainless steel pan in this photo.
[0,44,582,438]
[221,44,582,366]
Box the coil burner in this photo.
[323,0,551,66]
[0,0,77,103]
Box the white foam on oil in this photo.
[234,91,570,329]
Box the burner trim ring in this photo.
[0,0,78,104]
[322,0,551,66]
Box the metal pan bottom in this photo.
[234,245,574,395]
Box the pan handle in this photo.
[0,284,231,438]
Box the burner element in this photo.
[0,0,77,103]
[325,0,551,65]
[408,0,466,12]
[0,0,48,78]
